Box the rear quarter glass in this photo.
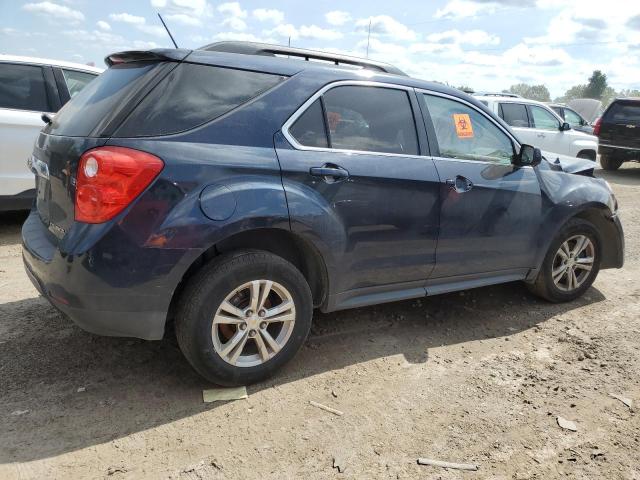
[114,63,286,137]
[46,61,166,137]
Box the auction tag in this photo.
[453,113,474,138]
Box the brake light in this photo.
[593,117,602,136]
[75,146,164,223]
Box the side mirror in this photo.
[513,144,542,167]
[560,122,571,131]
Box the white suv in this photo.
[474,93,598,161]
[0,55,102,211]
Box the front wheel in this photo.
[175,251,313,386]
[527,219,601,302]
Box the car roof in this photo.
[106,46,498,123]
[199,41,408,76]
[184,48,474,101]
[474,94,548,106]
[0,54,103,73]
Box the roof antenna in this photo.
[157,13,178,48]
[366,19,372,58]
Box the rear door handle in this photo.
[537,133,546,138]
[310,164,349,182]
[445,175,473,193]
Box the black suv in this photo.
[596,98,640,170]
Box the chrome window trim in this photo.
[281,80,425,159]
[281,80,531,167]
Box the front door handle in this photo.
[537,133,546,138]
[310,164,349,183]
[445,175,473,193]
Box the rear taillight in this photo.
[593,117,602,136]
[75,146,164,223]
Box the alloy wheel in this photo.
[211,280,296,367]
[551,235,595,292]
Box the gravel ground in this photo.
[1,165,639,480]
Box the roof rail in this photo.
[475,92,522,98]
[198,41,408,76]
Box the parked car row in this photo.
[21,42,624,386]
[474,94,598,161]
[0,55,101,211]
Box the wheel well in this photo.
[577,149,596,161]
[573,207,620,268]
[167,229,329,325]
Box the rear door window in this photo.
[423,94,514,164]
[61,69,97,98]
[499,103,529,128]
[0,63,50,112]
[116,63,286,137]
[529,105,560,130]
[606,102,640,125]
[321,86,419,155]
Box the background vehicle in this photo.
[0,55,101,211]
[595,97,640,170]
[475,94,598,160]
[549,103,594,134]
[23,43,623,386]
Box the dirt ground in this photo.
[1,165,639,480]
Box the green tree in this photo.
[583,70,608,100]
[554,85,586,103]
[506,83,551,102]
[618,88,640,98]
[601,86,618,107]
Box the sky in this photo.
[1,0,640,98]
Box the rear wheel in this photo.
[600,154,623,171]
[175,250,313,386]
[528,219,601,302]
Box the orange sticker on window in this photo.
[453,113,474,138]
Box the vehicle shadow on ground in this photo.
[0,282,605,464]
[0,211,27,246]
[596,163,640,186]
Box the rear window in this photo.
[0,63,50,112]
[50,62,164,137]
[116,63,285,137]
[605,101,640,124]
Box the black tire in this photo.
[527,219,601,303]
[600,154,623,171]
[577,151,596,162]
[175,250,313,386]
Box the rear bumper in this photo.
[21,210,199,340]
[598,144,640,160]
[22,254,167,339]
[0,189,35,212]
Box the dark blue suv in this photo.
[23,42,624,386]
